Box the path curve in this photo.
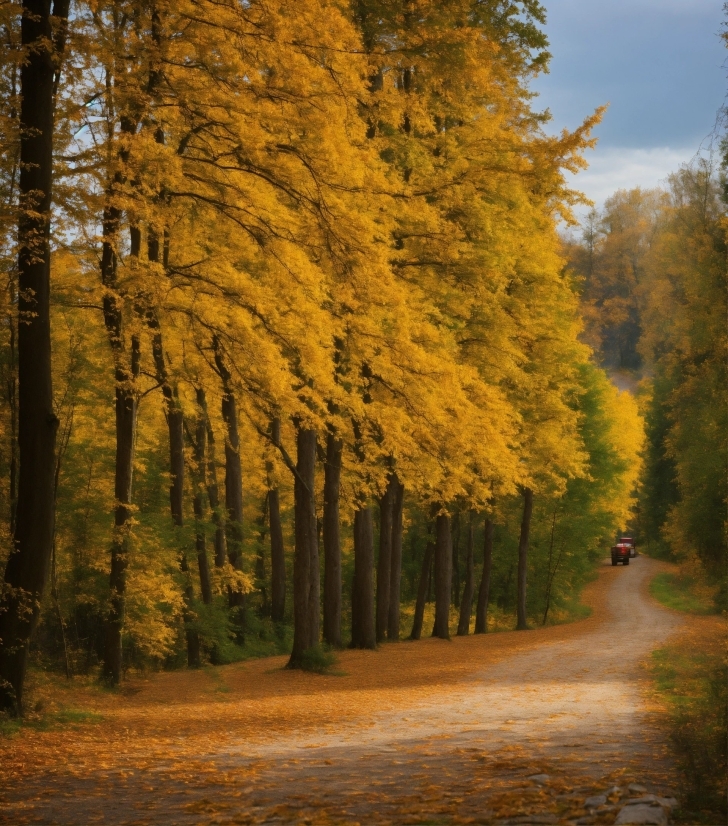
[0,556,683,825]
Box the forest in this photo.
[0,0,724,750]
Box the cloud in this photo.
[565,145,707,218]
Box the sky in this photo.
[531,0,727,216]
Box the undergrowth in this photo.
[650,571,718,615]
[649,570,727,823]
[298,645,341,674]
[0,707,102,738]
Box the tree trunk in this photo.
[255,496,269,615]
[0,0,69,715]
[269,487,286,623]
[516,488,534,631]
[451,511,461,607]
[351,507,376,649]
[199,389,227,569]
[213,337,245,608]
[193,389,212,605]
[376,476,396,643]
[457,512,475,635]
[410,541,434,641]
[99,175,142,686]
[103,335,140,685]
[474,518,494,634]
[387,477,404,641]
[432,512,452,640]
[288,427,317,667]
[322,432,342,647]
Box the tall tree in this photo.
[387,477,404,640]
[457,512,475,636]
[0,0,70,712]
[474,518,494,634]
[322,432,343,646]
[432,512,452,640]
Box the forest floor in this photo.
[1,556,719,825]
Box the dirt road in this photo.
[1,556,684,824]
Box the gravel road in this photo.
[1,555,684,825]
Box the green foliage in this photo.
[298,646,340,675]
[0,707,103,739]
[651,644,727,823]
[649,572,718,616]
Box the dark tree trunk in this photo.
[475,518,494,634]
[387,477,404,640]
[457,513,475,636]
[288,427,317,666]
[432,512,452,640]
[255,496,269,615]
[351,507,376,649]
[198,389,227,568]
[410,541,434,641]
[0,0,69,715]
[268,488,285,621]
[516,488,534,631]
[7,317,17,536]
[103,335,140,685]
[193,390,212,605]
[213,337,245,608]
[267,420,285,623]
[376,476,396,643]
[322,432,342,647]
[98,150,142,686]
[451,511,461,607]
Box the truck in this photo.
[611,543,631,566]
[620,536,637,557]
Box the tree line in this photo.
[0,0,642,714]
[565,159,727,599]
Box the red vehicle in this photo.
[620,536,637,557]
[611,543,631,566]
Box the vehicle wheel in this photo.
[624,558,630,565]
[612,559,617,566]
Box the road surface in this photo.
[0,556,683,824]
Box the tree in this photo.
[0,0,70,714]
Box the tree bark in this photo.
[103,334,140,685]
[288,427,317,666]
[451,511,461,607]
[322,432,342,646]
[99,156,142,686]
[193,389,212,605]
[213,337,245,609]
[351,507,376,649]
[376,476,396,642]
[267,420,286,623]
[475,518,494,634]
[457,512,475,635]
[432,512,452,640]
[198,389,227,568]
[268,487,285,621]
[0,0,69,715]
[387,477,404,640]
[410,540,434,641]
[516,488,534,631]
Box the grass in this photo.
[0,707,103,738]
[649,567,726,823]
[650,571,718,615]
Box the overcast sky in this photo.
[531,0,727,214]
